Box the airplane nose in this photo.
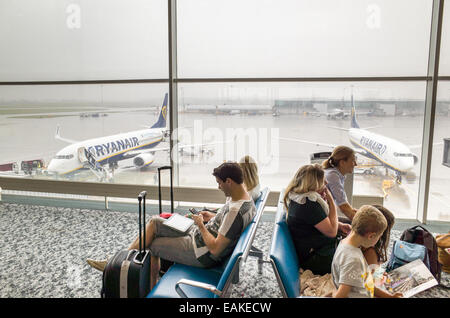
[46,160,60,174]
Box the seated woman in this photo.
[361,204,395,266]
[284,164,351,275]
[239,155,261,202]
[322,146,358,223]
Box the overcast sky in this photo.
[0,0,449,102]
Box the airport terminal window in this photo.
[176,82,428,220]
[0,0,168,81]
[177,0,432,78]
[439,0,450,76]
[0,1,448,223]
[0,84,170,185]
[426,82,450,221]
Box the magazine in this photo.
[376,259,438,298]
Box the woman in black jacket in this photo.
[284,164,351,275]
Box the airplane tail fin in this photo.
[350,93,360,129]
[151,93,168,128]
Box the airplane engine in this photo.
[413,154,419,165]
[133,153,155,168]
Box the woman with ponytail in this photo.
[323,146,358,222]
[239,155,261,202]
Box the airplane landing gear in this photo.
[395,173,402,184]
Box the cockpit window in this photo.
[55,154,74,159]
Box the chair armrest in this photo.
[175,279,223,298]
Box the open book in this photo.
[376,259,438,298]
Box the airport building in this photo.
[0,0,449,301]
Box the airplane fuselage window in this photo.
[393,152,414,157]
[55,154,74,160]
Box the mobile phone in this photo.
[189,208,198,214]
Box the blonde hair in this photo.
[283,164,324,210]
[352,205,387,237]
[239,155,259,191]
[322,145,355,169]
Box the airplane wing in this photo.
[278,137,337,149]
[279,136,371,158]
[150,137,237,153]
[55,125,79,144]
[360,125,381,130]
[327,125,381,131]
[326,126,350,132]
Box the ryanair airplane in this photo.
[47,94,169,180]
[281,94,419,184]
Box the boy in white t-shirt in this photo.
[331,205,403,298]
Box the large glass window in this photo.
[426,81,450,221]
[177,81,426,219]
[0,0,168,81]
[177,0,432,78]
[439,0,450,76]
[1,0,448,224]
[0,84,170,185]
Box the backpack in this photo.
[399,225,441,283]
[386,240,429,272]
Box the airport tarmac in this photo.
[0,105,449,222]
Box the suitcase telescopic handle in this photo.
[158,166,173,214]
[138,191,147,258]
[138,191,147,200]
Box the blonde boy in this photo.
[331,205,402,298]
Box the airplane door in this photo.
[77,147,88,163]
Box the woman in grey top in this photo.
[322,146,358,223]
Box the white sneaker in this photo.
[86,258,108,272]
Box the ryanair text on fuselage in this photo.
[87,137,139,158]
[360,135,387,156]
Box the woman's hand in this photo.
[338,222,352,236]
[324,187,334,202]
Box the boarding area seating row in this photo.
[269,191,301,298]
[147,187,270,298]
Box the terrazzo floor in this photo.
[0,202,448,298]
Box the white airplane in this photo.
[46,94,233,180]
[47,94,170,180]
[281,94,420,184]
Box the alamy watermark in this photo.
[66,3,81,29]
[170,120,280,174]
[366,4,381,29]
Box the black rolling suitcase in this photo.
[101,191,151,298]
[157,166,175,275]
